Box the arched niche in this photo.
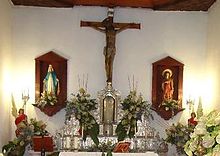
[34,51,67,116]
[152,56,184,120]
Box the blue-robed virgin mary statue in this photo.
[43,64,60,96]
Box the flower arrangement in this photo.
[99,140,115,156]
[35,91,58,108]
[184,110,220,156]
[86,140,115,156]
[165,123,193,155]
[160,99,179,111]
[2,118,48,156]
[65,88,99,146]
[115,90,152,141]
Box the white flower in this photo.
[213,144,220,156]
[202,134,215,148]
[190,132,197,138]
[199,116,207,123]
[130,106,134,111]
[213,152,220,156]
[128,113,132,120]
[48,95,52,100]
[189,138,198,152]
[216,133,220,144]
[185,110,220,156]
[20,141,25,146]
[91,120,95,124]
[26,136,32,141]
[29,124,35,132]
[136,107,140,112]
[194,122,207,135]
[214,116,220,125]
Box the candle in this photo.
[66,136,71,149]
[74,137,78,150]
[81,126,84,138]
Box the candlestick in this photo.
[22,89,30,113]
[81,126,84,138]
[73,136,78,150]
[66,136,71,149]
[80,125,85,150]
[135,126,137,139]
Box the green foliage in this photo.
[66,88,99,146]
[82,136,116,155]
[35,91,58,108]
[184,110,220,156]
[2,118,48,156]
[99,140,115,153]
[165,123,194,155]
[29,118,47,135]
[116,91,152,141]
[2,140,25,156]
[160,99,179,111]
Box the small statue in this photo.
[15,108,28,137]
[188,112,198,127]
[162,69,174,101]
[11,95,28,137]
[43,64,60,96]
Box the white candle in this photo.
[66,136,71,149]
[81,126,84,138]
[74,137,78,149]
[135,126,137,139]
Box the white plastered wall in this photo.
[0,0,12,150]
[10,6,209,155]
[207,0,220,111]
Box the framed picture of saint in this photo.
[152,56,184,120]
[34,51,67,116]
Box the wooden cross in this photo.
[80,8,141,83]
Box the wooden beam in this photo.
[81,21,140,29]
[80,21,103,27]
[113,23,141,29]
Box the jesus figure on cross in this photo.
[81,8,140,83]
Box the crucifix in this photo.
[81,8,141,83]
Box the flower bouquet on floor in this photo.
[2,118,48,156]
[184,110,220,156]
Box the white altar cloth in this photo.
[59,152,158,156]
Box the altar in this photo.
[59,152,158,156]
[54,72,168,155]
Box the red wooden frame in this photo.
[35,51,67,116]
[152,56,184,120]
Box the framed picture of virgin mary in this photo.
[152,56,184,120]
[34,51,67,116]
